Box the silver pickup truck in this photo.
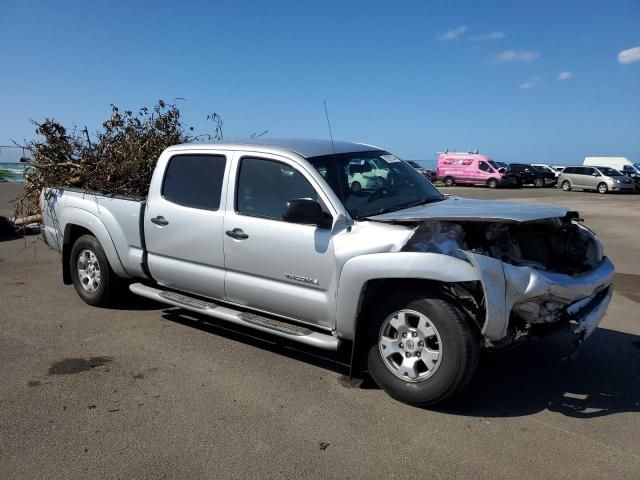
[41,138,615,406]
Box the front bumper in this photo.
[498,177,518,187]
[465,253,615,343]
[566,285,613,339]
[610,183,635,191]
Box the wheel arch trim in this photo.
[335,252,481,340]
[62,207,130,280]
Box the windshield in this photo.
[307,151,443,219]
[597,167,624,176]
[406,160,421,168]
[488,160,501,170]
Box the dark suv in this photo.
[508,163,557,188]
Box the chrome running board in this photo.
[129,283,340,351]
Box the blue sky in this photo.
[1,0,639,166]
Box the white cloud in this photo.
[494,49,540,63]
[618,47,640,64]
[519,76,541,90]
[471,32,505,41]
[437,25,467,41]
[557,71,574,80]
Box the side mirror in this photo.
[524,168,530,173]
[283,198,332,228]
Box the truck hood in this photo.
[368,196,577,223]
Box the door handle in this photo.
[225,228,249,240]
[150,216,169,226]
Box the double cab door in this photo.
[144,148,339,330]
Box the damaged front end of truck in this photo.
[371,197,615,349]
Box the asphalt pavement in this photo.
[1,182,639,479]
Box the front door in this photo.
[223,153,338,329]
[582,167,599,189]
[144,152,229,300]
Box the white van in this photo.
[584,157,640,175]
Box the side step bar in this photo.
[129,283,340,351]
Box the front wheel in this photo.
[561,180,571,191]
[597,182,608,194]
[487,178,498,189]
[443,176,454,187]
[70,234,121,306]
[366,292,480,407]
[534,177,545,188]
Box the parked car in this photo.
[437,151,514,188]
[584,157,640,192]
[40,138,614,407]
[406,160,436,182]
[348,157,389,192]
[508,163,557,187]
[559,166,635,194]
[532,163,561,178]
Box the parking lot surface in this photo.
[1,183,639,479]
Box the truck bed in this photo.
[41,187,148,279]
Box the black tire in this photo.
[70,234,121,306]
[597,182,608,194]
[534,177,545,188]
[366,291,480,407]
[487,178,498,189]
[561,180,571,191]
[444,176,454,187]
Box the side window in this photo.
[236,157,319,220]
[478,161,492,172]
[563,167,574,174]
[162,154,226,210]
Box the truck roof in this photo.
[167,138,383,159]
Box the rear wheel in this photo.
[487,178,498,189]
[597,182,608,194]
[561,180,571,191]
[366,292,480,407]
[444,176,454,187]
[70,234,121,306]
[534,177,545,188]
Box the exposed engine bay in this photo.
[401,217,602,274]
[392,216,612,347]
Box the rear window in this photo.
[162,154,226,210]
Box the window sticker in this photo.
[380,154,401,163]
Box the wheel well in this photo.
[348,278,483,378]
[62,224,93,284]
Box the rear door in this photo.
[144,151,229,299]
[223,152,338,329]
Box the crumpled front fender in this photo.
[465,252,615,342]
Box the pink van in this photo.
[437,151,513,188]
